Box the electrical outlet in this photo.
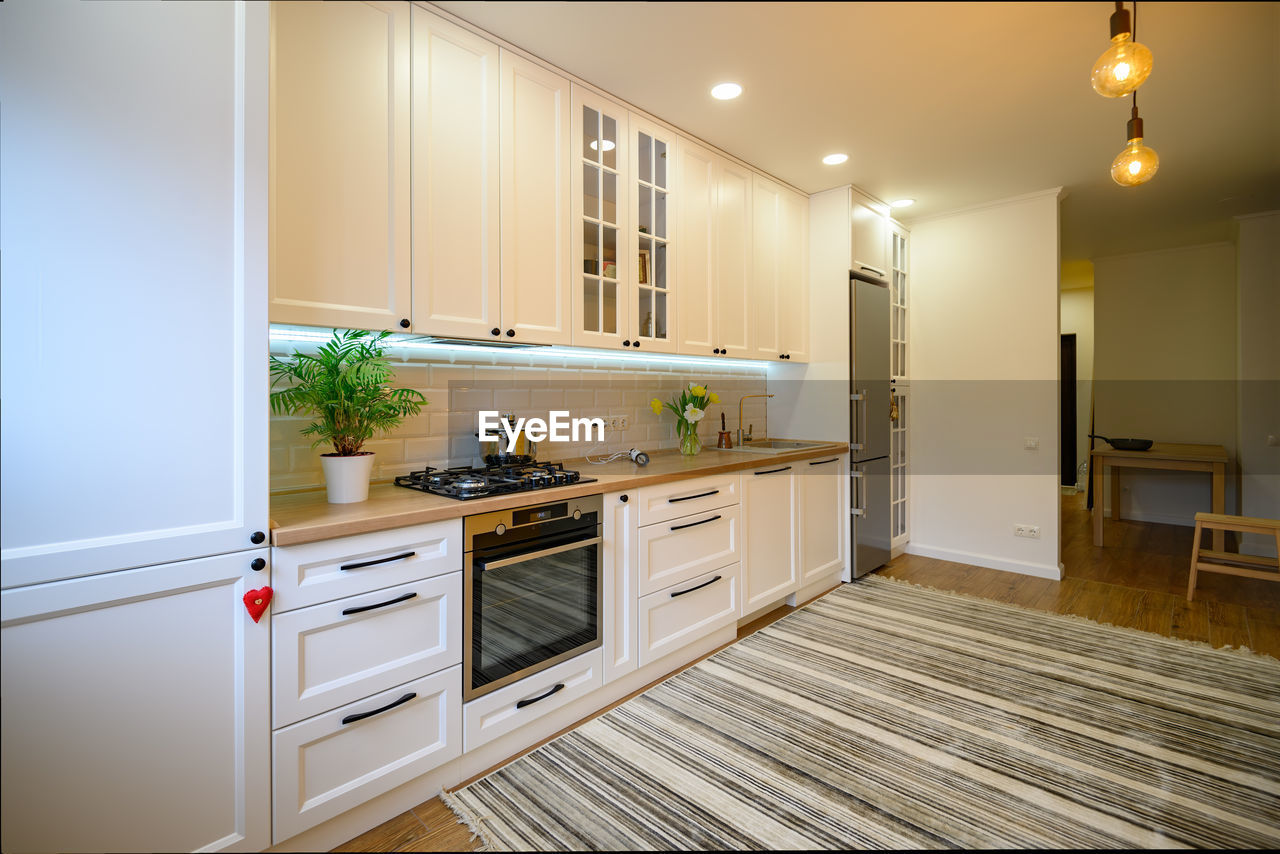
[615,415,629,431]
[604,415,630,432]
[1014,525,1042,539]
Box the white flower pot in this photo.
[320,453,375,504]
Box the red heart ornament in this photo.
[243,586,272,623]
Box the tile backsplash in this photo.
[269,342,769,493]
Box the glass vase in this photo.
[678,428,702,456]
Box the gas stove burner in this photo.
[394,460,596,500]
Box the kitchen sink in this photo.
[721,438,831,454]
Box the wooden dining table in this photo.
[1091,442,1229,550]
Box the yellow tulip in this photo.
[708,392,720,404]
[650,398,663,415]
[690,384,707,398]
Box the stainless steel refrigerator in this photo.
[849,271,892,579]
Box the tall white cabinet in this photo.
[0,0,270,850]
[752,174,809,362]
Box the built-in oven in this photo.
[463,494,603,702]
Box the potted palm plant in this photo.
[270,329,427,503]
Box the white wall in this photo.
[1093,242,1238,524]
[907,189,1063,578]
[1235,211,1280,555]
[1059,286,1094,489]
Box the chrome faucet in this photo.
[737,394,774,446]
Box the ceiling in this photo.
[430,1,1280,263]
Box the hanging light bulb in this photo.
[1091,2,1153,98]
[1111,104,1159,186]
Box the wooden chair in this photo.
[1186,512,1280,601]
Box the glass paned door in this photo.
[633,120,673,349]
[579,105,622,339]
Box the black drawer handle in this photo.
[668,489,719,503]
[342,591,417,616]
[671,575,722,598]
[341,692,416,725]
[340,551,416,571]
[516,682,564,709]
[808,458,839,466]
[670,514,722,532]
[754,466,792,475]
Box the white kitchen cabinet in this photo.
[797,454,847,584]
[464,648,602,752]
[270,518,462,613]
[741,463,799,615]
[676,137,754,359]
[603,491,639,684]
[0,550,271,853]
[714,158,755,358]
[1,0,269,590]
[269,0,412,332]
[638,566,739,667]
[851,188,890,283]
[572,86,630,350]
[630,113,678,352]
[410,5,502,340]
[639,507,740,596]
[635,472,740,526]
[752,174,810,362]
[499,49,573,344]
[273,666,461,842]
[272,572,462,727]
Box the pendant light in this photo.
[1111,98,1159,186]
[1091,1,1153,98]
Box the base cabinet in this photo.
[603,491,639,684]
[273,666,462,843]
[463,648,603,752]
[0,551,271,854]
[798,455,847,584]
[741,464,798,615]
[638,566,739,667]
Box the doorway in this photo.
[1060,334,1077,488]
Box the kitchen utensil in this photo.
[1090,433,1153,451]
[717,412,733,449]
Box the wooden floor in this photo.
[333,492,1280,852]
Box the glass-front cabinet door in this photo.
[571,87,628,349]
[629,113,675,352]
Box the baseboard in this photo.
[1106,508,1196,527]
[905,542,1062,580]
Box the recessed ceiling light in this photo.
[890,199,916,208]
[588,139,616,152]
[710,82,742,100]
[822,153,848,166]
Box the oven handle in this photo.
[477,536,602,572]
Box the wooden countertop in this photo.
[1089,442,1228,463]
[270,441,848,547]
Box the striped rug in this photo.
[444,576,1280,850]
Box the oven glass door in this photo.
[469,530,601,698]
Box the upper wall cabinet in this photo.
[752,174,809,362]
[499,50,573,345]
[409,6,501,340]
[270,0,411,331]
[850,188,889,284]
[629,113,677,353]
[571,87,628,350]
[676,137,753,359]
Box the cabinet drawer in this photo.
[636,473,739,526]
[272,667,461,843]
[639,507,739,597]
[272,573,461,728]
[463,648,602,753]
[271,520,461,612]
[638,565,738,668]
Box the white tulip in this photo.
[683,405,705,423]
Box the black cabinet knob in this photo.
[491,327,501,336]
[619,494,629,503]
[250,531,265,544]
[399,318,410,329]
[623,340,631,347]
[632,341,640,349]
[506,329,515,337]
[713,348,721,354]
[251,558,266,571]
